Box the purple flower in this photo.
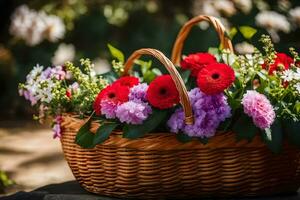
[100,100,118,119]
[167,88,231,138]
[53,115,62,139]
[242,90,275,129]
[129,83,148,102]
[116,101,152,124]
[167,108,185,133]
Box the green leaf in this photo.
[176,132,192,143]
[177,67,191,84]
[233,114,258,142]
[143,71,156,83]
[284,120,300,148]
[107,43,124,63]
[123,109,167,139]
[100,71,118,83]
[152,68,162,76]
[199,137,209,145]
[239,26,257,39]
[75,119,95,148]
[262,120,283,153]
[208,47,220,56]
[93,122,118,146]
[228,27,238,39]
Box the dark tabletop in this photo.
[1,181,300,200]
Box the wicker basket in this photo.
[60,15,300,199]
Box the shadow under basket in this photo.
[60,114,300,199]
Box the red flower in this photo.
[93,83,129,115]
[197,63,235,95]
[114,76,139,88]
[262,53,294,75]
[180,53,217,77]
[66,89,72,99]
[147,75,180,109]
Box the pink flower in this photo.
[241,90,275,129]
[53,115,62,139]
[100,100,119,118]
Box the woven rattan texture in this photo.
[61,115,300,199]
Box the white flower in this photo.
[233,0,252,14]
[290,7,300,26]
[255,11,290,42]
[295,82,300,94]
[281,69,295,82]
[214,0,236,17]
[27,64,44,80]
[235,42,255,54]
[43,14,65,42]
[255,11,290,33]
[52,43,75,65]
[93,58,111,74]
[9,5,65,46]
[294,68,300,80]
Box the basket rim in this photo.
[60,113,286,151]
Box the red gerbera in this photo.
[197,63,235,95]
[147,75,180,109]
[113,76,139,88]
[93,83,129,115]
[262,53,294,75]
[180,53,217,77]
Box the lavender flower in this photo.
[241,90,275,129]
[167,88,231,138]
[116,101,152,124]
[129,83,148,102]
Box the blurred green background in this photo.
[1,0,300,120]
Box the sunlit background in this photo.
[1,0,300,195]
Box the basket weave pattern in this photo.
[61,114,300,199]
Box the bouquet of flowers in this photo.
[19,34,300,153]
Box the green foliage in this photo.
[176,132,192,143]
[0,170,13,192]
[93,122,118,145]
[75,118,95,148]
[233,113,259,142]
[107,43,125,63]
[261,120,283,153]
[239,26,257,39]
[284,120,300,148]
[123,109,167,139]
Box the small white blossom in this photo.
[294,68,300,80]
[233,0,252,14]
[43,14,66,42]
[9,5,65,46]
[214,0,236,17]
[295,82,300,94]
[281,69,295,82]
[52,43,75,66]
[290,7,300,26]
[235,42,255,54]
[93,58,111,74]
[255,11,290,42]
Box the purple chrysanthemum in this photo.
[167,88,231,138]
[100,100,118,119]
[129,83,148,102]
[116,101,152,124]
[241,90,275,129]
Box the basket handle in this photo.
[171,15,234,65]
[122,48,193,125]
